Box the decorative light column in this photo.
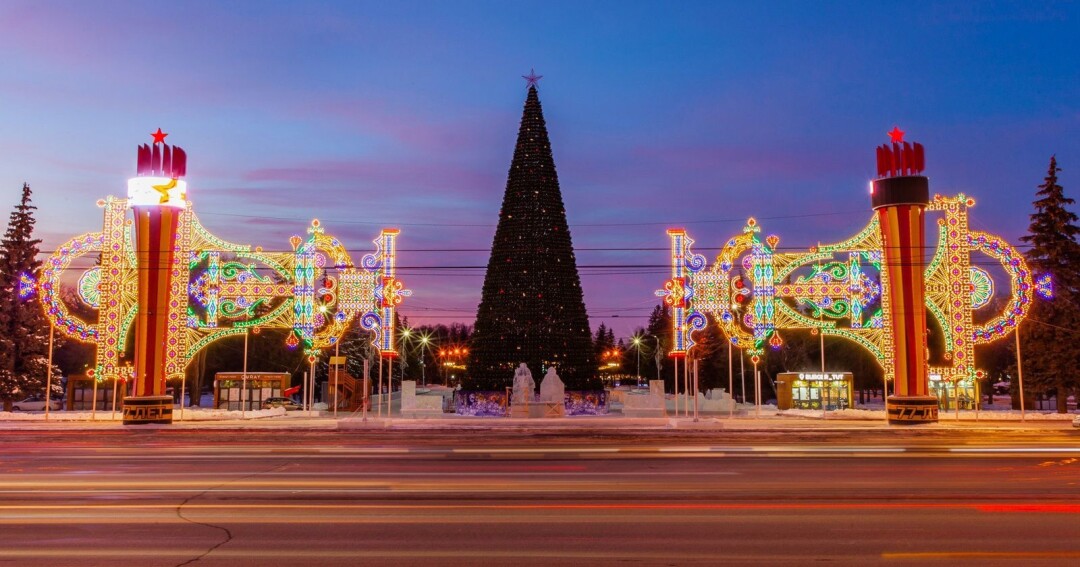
[124,128,188,425]
[872,127,937,424]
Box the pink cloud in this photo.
[242,158,500,192]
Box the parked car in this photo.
[11,396,62,411]
[262,397,301,411]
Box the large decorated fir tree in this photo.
[1017,156,1080,412]
[0,183,62,410]
[466,79,598,390]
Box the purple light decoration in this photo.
[17,272,35,300]
[1036,273,1053,300]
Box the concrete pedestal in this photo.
[886,395,939,424]
[122,396,174,425]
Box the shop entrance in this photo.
[776,372,854,410]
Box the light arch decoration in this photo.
[661,199,1044,389]
[35,135,408,393]
[658,135,1048,404]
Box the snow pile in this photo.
[0,406,287,421]
[174,406,287,420]
[778,407,1077,421]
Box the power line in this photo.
[192,208,878,228]
[32,242,1040,255]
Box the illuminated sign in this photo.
[796,372,851,382]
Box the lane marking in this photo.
[883,551,1080,559]
[950,447,1080,453]
[2,501,1077,511]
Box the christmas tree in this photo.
[467,77,598,390]
[0,183,62,410]
[1018,156,1080,412]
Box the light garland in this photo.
[664,193,1041,385]
[37,169,406,384]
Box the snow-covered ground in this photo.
[776,406,1076,421]
[2,403,1074,423]
[0,406,288,421]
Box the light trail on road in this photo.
[0,428,1078,566]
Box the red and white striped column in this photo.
[124,130,188,424]
[872,127,938,424]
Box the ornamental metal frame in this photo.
[37,197,407,385]
[659,193,1044,385]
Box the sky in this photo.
[1,1,1077,341]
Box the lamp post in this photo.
[1015,325,1026,423]
[751,354,761,418]
[438,349,446,385]
[400,328,412,386]
[632,336,642,386]
[727,338,734,418]
[178,375,186,422]
[242,326,249,419]
[44,323,55,421]
[419,336,429,387]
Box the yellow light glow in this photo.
[127,177,187,208]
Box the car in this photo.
[11,396,63,411]
[261,397,301,411]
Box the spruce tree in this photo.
[0,183,61,410]
[467,83,597,390]
[1018,156,1080,412]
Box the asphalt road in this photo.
[1,428,1078,566]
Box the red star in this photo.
[151,128,168,144]
[887,126,905,144]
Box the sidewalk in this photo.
[0,411,1075,432]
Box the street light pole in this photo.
[1015,325,1026,423]
[633,337,642,386]
[739,348,745,406]
[420,336,429,387]
[44,323,55,421]
[178,376,186,422]
[751,354,761,419]
[242,326,249,419]
[333,338,340,418]
[727,339,734,419]
[693,358,699,421]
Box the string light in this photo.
[665,193,1045,384]
[36,162,407,385]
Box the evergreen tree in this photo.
[467,82,597,390]
[1017,156,1080,412]
[593,323,615,358]
[0,183,61,410]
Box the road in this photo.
[1,427,1078,566]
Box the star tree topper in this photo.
[522,68,543,89]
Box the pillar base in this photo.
[122,396,174,425]
[886,395,939,424]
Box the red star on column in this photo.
[151,128,168,144]
[887,126,905,144]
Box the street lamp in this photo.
[400,328,412,384]
[419,335,430,387]
[632,336,643,386]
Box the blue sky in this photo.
[1,1,1077,339]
